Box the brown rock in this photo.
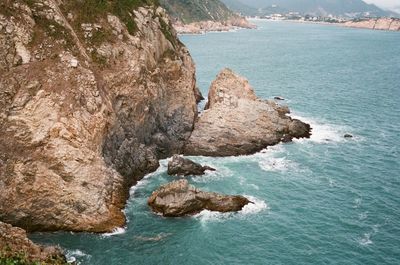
[184,69,311,156]
[148,179,251,217]
[0,221,66,264]
[167,155,215,176]
[0,2,198,232]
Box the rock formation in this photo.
[184,69,311,156]
[172,17,256,34]
[0,1,200,232]
[148,179,250,216]
[167,155,215,176]
[344,18,400,31]
[0,221,66,264]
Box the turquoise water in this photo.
[30,21,400,264]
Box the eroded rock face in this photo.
[0,221,66,263]
[0,1,200,232]
[184,69,311,156]
[148,179,250,216]
[167,155,215,176]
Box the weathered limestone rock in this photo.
[148,179,250,216]
[184,69,311,156]
[0,221,66,264]
[167,155,215,176]
[0,1,201,232]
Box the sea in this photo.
[30,20,400,265]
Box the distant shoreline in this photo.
[248,17,400,32]
[173,18,257,35]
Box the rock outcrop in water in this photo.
[344,18,400,31]
[0,1,200,232]
[167,155,215,176]
[148,179,250,216]
[184,69,311,156]
[0,221,66,264]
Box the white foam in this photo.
[134,232,172,242]
[129,160,168,196]
[194,196,268,223]
[359,233,373,246]
[240,196,268,215]
[102,227,126,237]
[191,164,234,183]
[258,157,297,172]
[67,249,88,257]
[353,198,362,209]
[359,212,368,221]
[66,249,91,264]
[291,114,348,143]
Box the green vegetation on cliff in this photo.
[0,249,67,265]
[159,0,236,23]
[60,0,159,34]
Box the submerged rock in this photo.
[167,155,215,176]
[184,69,311,156]
[148,179,251,217]
[0,222,66,264]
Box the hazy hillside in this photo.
[221,0,395,17]
[160,0,237,23]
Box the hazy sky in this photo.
[364,0,400,11]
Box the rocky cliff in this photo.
[344,18,400,31]
[0,0,200,232]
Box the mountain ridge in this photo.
[221,0,398,17]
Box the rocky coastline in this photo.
[1,0,310,260]
[173,17,256,34]
[343,18,400,31]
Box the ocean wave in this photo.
[358,233,373,246]
[194,196,268,223]
[102,227,126,237]
[258,157,298,172]
[134,232,172,242]
[240,196,268,215]
[65,249,91,264]
[191,164,234,183]
[129,160,168,196]
[291,114,350,143]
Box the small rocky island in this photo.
[167,155,215,176]
[148,179,251,217]
[184,69,311,156]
